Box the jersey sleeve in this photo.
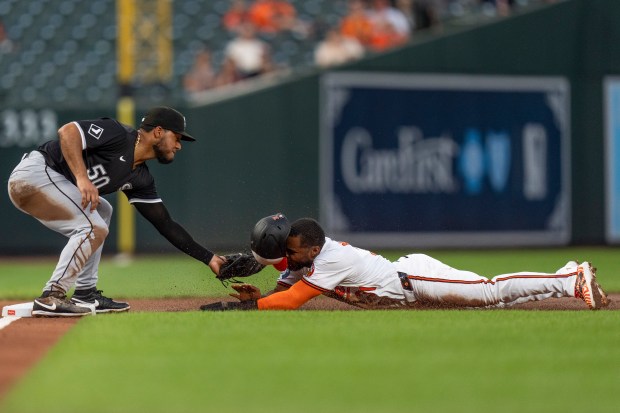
[257,280,323,310]
[74,118,126,150]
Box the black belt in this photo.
[398,272,413,291]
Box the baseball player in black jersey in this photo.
[7,106,226,317]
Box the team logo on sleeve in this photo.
[88,124,104,139]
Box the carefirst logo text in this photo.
[341,126,458,194]
[339,124,548,200]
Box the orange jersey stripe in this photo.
[357,286,377,292]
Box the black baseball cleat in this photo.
[71,288,131,313]
[32,291,95,317]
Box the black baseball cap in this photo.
[140,106,196,141]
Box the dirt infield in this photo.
[0,317,77,398]
[0,294,617,399]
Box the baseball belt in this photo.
[398,272,413,291]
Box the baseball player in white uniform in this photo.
[201,215,609,311]
[8,107,226,317]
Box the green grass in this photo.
[1,310,618,413]
[0,255,279,299]
[1,248,619,413]
[1,247,619,299]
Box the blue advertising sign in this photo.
[605,77,620,243]
[320,73,570,248]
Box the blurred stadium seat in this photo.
[0,0,547,109]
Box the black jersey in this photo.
[38,118,160,203]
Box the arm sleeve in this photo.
[257,279,323,310]
[134,202,214,265]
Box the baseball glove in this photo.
[217,252,265,282]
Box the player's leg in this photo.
[74,196,113,290]
[8,154,109,292]
[394,254,496,306]
[485,268,576,307]
[7,152,95,316]
[489,261,609,309]
[71,197,131,313]
[394,254,581,308]
[35,172,109,294]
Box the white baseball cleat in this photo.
[574,262,609,310]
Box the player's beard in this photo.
[153,143,174,164]
[288,258,313,271]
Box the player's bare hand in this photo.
[208,255,227,276]
[77,177,100,211]
[230,284,262,301]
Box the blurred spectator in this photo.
[214,57,243,87]
[0,20,14,54]
[414,0,442,31]
[367,0,411,51]
[183,49,216,95]
[395,0,417,31]
[481,0,515,16]
[395,0,441,32]
[223,23,274,79]
[339,0,374,48]
[314,28,365,68]
[248,0,297,34]
[222,0,250,34]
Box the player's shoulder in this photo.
[76,117,122,127]
[75,117,130,136]
[318,238,353,261]
[98,117,134,134]
[324,237,354,251]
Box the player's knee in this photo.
[97,199,114,224]
[91,225,109,248]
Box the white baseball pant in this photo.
[7,151,112,294]
[393,254,577,307]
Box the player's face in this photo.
[285,235,319,271]
[153,129,182,164]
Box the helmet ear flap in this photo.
[250,213,290,264]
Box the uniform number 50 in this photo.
[87,164,111,189]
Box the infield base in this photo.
[2,302,34,318]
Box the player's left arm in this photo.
[133,201,225,274]
[58,122,100,211]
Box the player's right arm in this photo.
[133,201,225,275]
[57,122,99,211]
[256,279,323,310]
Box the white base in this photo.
[2,302,34,318]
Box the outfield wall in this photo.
[1,0,618,253]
